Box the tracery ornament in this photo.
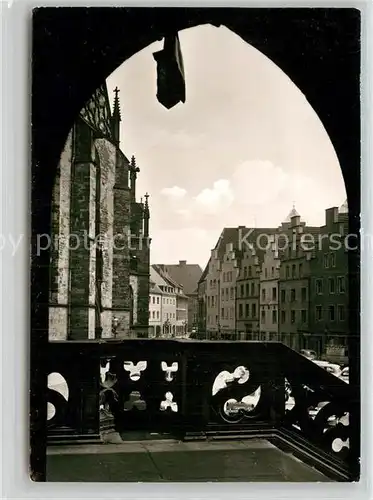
[79,84,113,139]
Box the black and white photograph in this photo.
[29,6,362,484]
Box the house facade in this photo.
[236,250,261,339]
[148,266,163,337]
[308,204,349,361]
[160,260,202,332]
[219,243,239,337]
[196,264,208,336]
[150,265,177,337]
[278,210,318,351]
[205,249,221,334]
[152,264,189,337]
[259,245,281,341]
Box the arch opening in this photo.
[34,9,359,480]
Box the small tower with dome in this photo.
[279,203,304,232]
[339,199,348,214]
[285,204,300,223]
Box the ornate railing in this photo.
[47,339,356,480]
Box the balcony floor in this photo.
[47,437,331,482]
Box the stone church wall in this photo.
[94,138,115,338]
[95,138,131,338]
[130,275,139,325]
[49,130,73,340]
[48,88,149,341]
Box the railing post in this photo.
[180,350,188,431]
[78,351,100,436]
[47,343,101,442]
[269,359,286,427]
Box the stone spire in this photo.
[111,86,121,146]
[143,192,150,237]
[129,155,140,202]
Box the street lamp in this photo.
[112,316,120,338]
[163,318,171,338]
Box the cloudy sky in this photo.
[106,24,346,268]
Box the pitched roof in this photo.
[214,227,282,263]
[198,258,210,285]
[210,224,324,267]
[160,269,181,289]
[153,264,189,299]
[160,262,203,295]
[149,265,169,288]
[198,216,330,285]
[149,280,163,294]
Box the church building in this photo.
[48,84,150,340]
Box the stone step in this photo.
[184,423,275,442]
[48,431,102,446]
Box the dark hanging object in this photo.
[153,33,186,109]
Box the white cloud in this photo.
[194,179,234,214]
[231,160,289,206]
[160,186,187,199]
[225,159,337,227]
[150,228,217,267]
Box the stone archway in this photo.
[31,8,361,480]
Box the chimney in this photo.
[325,207,339,227]
[179,260,187,266]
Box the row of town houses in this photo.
[148,262,203,338]
[196,202,349,361]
